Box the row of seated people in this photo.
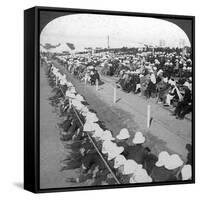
[53,53,192,120]
[46,65,192,185]
[116,68,192,120]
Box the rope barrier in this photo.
[56,79,121,184]
[71,105,121,184]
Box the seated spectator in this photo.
[163,80,179,106]
[173,81,192,119]
[146,70,157,98]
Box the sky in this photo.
[40,13,191,52]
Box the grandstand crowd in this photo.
[47,47,192,120]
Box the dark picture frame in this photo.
[24,6,195,193]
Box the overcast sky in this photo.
[40,14,190,52]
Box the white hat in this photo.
[168,79,176,86]
[139,74,144,78]
[129,176,137,184]
[70,87,76,94]
[114,155,126,168]
[132,132,145,144]
[183,81,190,88]
[102,141,117,154]
[133,168,152,183]
[67,82,73,87]
[107,146,124,161]
[149,69,154,73]
[155,151,170,167]
[76,103,86,111]
[88,66,94,69]
[116,128,130,140]
[122,159,140,175]
[181,165,192,180]
[157,69,163,76]
[71,100,84,110]
[85,112,99,123]
[163,77,168,83]
[81,107,89,116]
[89,122,104,137]
[100,130,115,141]
[75,94,85,102]
[164,154,184,170]
[83,122,97,132]
[65,91,76,99]
[60,77,67,85]
[93,127,104,138]
[150,74,156,84]
[65,90,71,97]
[135,69,141,74]
[183,66,186,70]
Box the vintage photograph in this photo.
[39,10,193,189]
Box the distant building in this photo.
[179,39,186,48]
[159,40,166,47]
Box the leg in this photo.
[179,105,192,118]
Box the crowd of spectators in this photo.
[48,46,192,120]
[44,59,192,185]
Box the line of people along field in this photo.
[44,47,192,120]
[41,55,192,185]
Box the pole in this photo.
[69,98,72,109]
[56,76,58,86]
[107,35,110,49]
[147,104,151,128]
[84,74,87,85]
[96,79,99,91]
[113,85,117,103]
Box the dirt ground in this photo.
[52,60,192,161]
[40,64,84,189]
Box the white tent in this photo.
[40,45,47,53]
[48,43,73,54]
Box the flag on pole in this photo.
[66,43,75,50]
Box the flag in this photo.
[66,43,75,50]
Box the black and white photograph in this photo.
[37,8,194,191]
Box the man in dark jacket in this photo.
[174,86,192,119]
